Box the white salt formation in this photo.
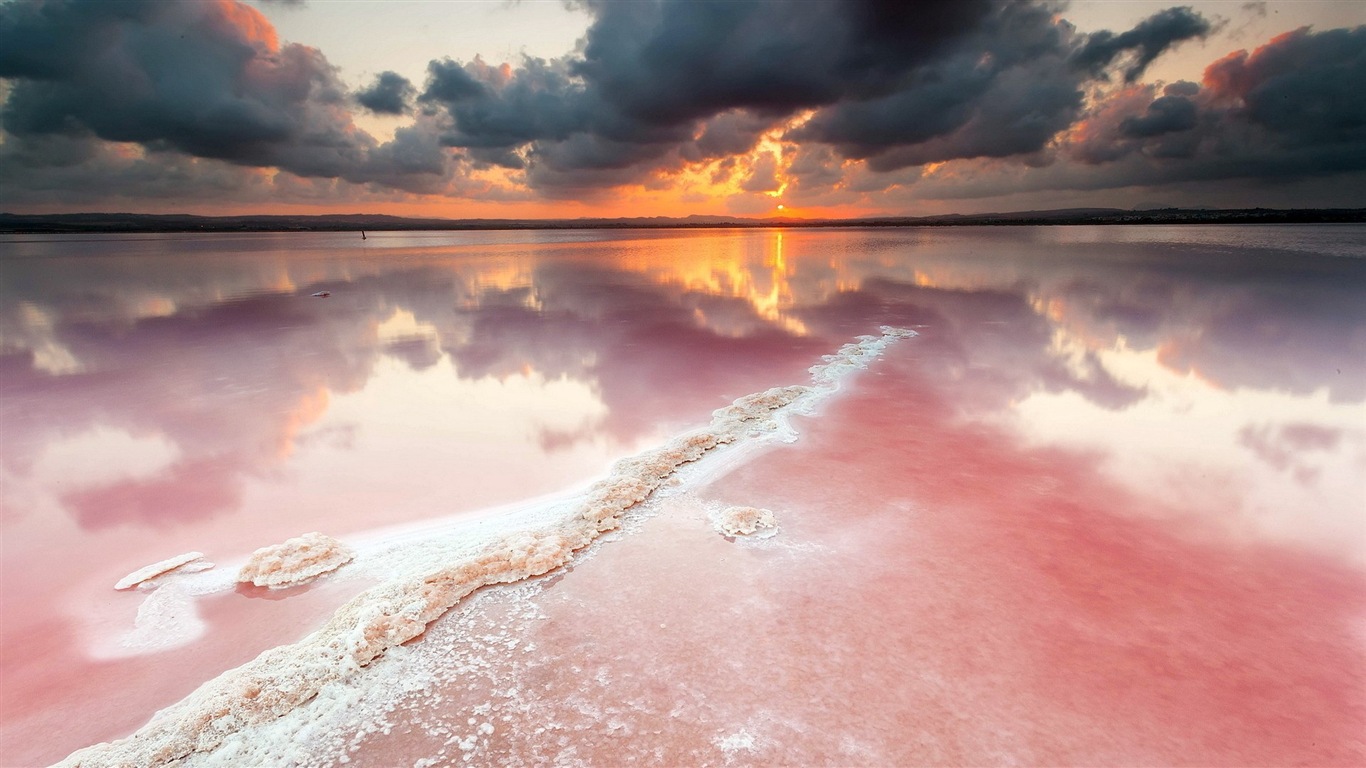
[716,506,778,536]
[114,552,211,591]
[59,327,915,768]
[112,581,205,656]
[237,532,355,589]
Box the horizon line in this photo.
[3,206,1365,235]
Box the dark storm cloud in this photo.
[1064,26,1366,182]
[2,0,1358,205]
[356,71,416,115]
[1,0,344,168]
[423,56,595,150]
[418,0,1212,189]
[1205,26,1366,147]
[418,0,1001,187]
[680,110,775,162]
[796,3,1210,172]
[1119,93,1198,138]
[0,0,453,190]
[0,134,277,206]
[1070,6,1213,82]
[570,0,993,125]
[422,58,488,104]
[785,144,846,191]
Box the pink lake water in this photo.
[1,226,1363,766]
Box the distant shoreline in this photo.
[1,207,1363,235]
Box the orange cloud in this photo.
[1202,27,1307,100]
[213,0,280,53]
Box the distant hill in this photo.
[1,207,1363,234]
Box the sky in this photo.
[1,0,1364,219]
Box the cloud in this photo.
[0,134,280,206]
[1,1,336,166]
[1,0,1361,209]
[739,151,780,193]
[1203,26,1366,147]
[421,57,489,104]
[0,0,456,191]
[1057,26,1366,182]
[0,127,465,207]
[1120,92,1198,138]
[417,0,1000,190]
[570,0,993,125]
[356,71,416,115]
[680,110,775,163]
[813,24,1366,209]
[794,4,1210,172]
[415,1,1214,190]
[1070,6,1213,82]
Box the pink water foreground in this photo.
[2,226,1363,765]
[246,341,1364,767]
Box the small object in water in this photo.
[715,505,778,536]
[361,230,366,240]
[114,551,212,590]
[311,291,330,298]
[237,532,354,589]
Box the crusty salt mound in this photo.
[237,532,355,589]
[59,327,915,768]
[716,506,778,536]
[114,552,212,591]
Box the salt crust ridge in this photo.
[237,532,355,589]
[114,552,211,591]
[58,327,915,768]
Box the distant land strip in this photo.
[2,208,1364,235]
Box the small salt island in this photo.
[715,505,778,536]
[237,532,355,589]
[114,552,212,591]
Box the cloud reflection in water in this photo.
[0,226,1360,550]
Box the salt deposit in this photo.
[237,532,355,589]
[114,552,211,591]
[715,506,777,536]
[110,581,205,657]
[58,328,914,768]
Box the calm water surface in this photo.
[1,226,1363,765]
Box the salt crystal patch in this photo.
[115,551,211,591]
[91,581,206,659]
[237,532,354,589]
[715,506,778,536]
[715,728,758,754]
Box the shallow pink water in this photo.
[318,342,1364,767]
[2,226,1363,765]
[703,348,1364,764]
[2,577,367,763]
